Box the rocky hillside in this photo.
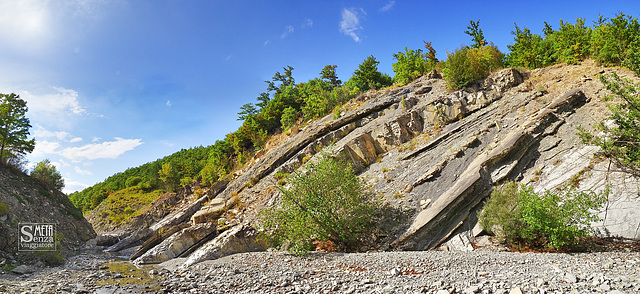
[0,165,96,265]
[94,60,639,267]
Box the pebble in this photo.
[0,249,638,293]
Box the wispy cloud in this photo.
[31,140,61,157]
[69,137,83,143]
[340,8,365,42]
[379,1,395,12]
[166,100,172,107]
[63,180,89,194]
[74,165,93,175]
[23,87,86,115]
[302,18,313,28]
[281,25,294,39]
[58,137,143,160]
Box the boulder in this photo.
[190,198,226,225]
[180,224,265,268]
[133,223,217,265]
[11,265,34,275]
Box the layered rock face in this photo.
[107,60,639,266]
[0,165,96,263]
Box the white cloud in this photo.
[58,137,143,160]
[379,1,395,12]
[263,40,271,46]
[166,100,172,107]
[340,8,365,42]
[69,137,83,143]
[33,128,71,141]
[63,180,89,194]
[281,25,294,39]
[31,140,61,157]
[92,136,102,142]
[303,18,313,28]
[74,166,93,175]
[21,87,88,128]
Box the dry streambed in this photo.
[0,246,639,294]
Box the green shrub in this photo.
[591,13,640,74]
[31,159,64,191]
[280,106,297,129]
[0,201,8,214]
[392,46,437,85]
[346,55,393,92]
[125,176,143,188]
[442,44,504,90]
[506,24,555,69]
[578,73,640,168]
[260,152,379,255]
[480,182,606,250]
[547,18,591,64]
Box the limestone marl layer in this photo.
[105,60,640,265]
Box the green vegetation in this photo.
[578,73,640,168]
[31,159,64,191]
[507,13,640,74]
[260,152,379,255]
[345,55,393,91]
[69,145,212,212]
[0,201,8,214]
[480,182,607,250]
[35,233,65,266]
[465,20,488,49]
[0,93,35,167]
[442,44,504,90]
[97,187,164,225]
[392,43,438,85]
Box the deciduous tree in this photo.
[0,93,35,165]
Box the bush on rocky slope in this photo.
[579,72,640,170]
[259,152,379,255]
[480,181,607,250]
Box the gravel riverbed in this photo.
[1,247,639,293]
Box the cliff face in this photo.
[0,165,96,264]
[97,60,640,266]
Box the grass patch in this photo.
[98,187,164,225]
[0,201,8,214]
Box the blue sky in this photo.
[0,0,636,193]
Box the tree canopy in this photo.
[0,93,35,166]
[31,159,65,191]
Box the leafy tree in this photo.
[280,106,298,129]
[506,24,555,69]
[125,176,143,188]
[260,152,379,255]
[346,55,393,92]
[237,103,258,121]
[320,65,342,88]
[548,18,591,64]
[591,13,640,74]
[266,65,295,95]
[442,44,504,90]
[159,162,179,191]
[465,20,487,49]
[0,93,35,165]
[31,159,64,191]
[392,46,436,85]
[578,73,640,169]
